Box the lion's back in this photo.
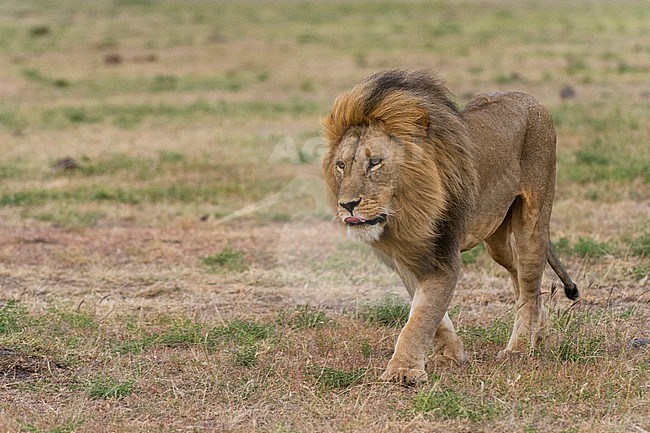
[464,91,541,114]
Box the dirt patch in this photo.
[0,348,64,381]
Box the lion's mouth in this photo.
[344,214,387,226]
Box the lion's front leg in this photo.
[381,268,458,385]
[431,311,467,365]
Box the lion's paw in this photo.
[380,361,427,385]
[432,341,468,365]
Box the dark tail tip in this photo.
[564,283,579,301]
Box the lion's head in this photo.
[322,70,477,273]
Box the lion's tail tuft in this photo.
[563,282,579,301]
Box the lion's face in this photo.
[330,125,406,243]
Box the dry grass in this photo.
[0,1,648,432]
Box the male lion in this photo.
[322,70,578,384]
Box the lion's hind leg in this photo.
[484,209,545,356]
[503,195,552,354]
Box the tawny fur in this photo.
[322,70,578,385]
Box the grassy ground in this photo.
[0,1,648,432]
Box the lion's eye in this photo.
[336,160,345,171]
[368,157,382,172]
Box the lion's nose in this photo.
[339,198,361,214]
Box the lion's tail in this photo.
[547,244,579,300]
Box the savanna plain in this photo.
[0,1,648,432]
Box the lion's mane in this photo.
[322,70,478,275]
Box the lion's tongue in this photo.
[344,216,365,225]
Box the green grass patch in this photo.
[572,237,612,257]
[232,344,259,367]
[207,319,275,346]
[158,150,185,163]
[210,320,274,367]
[85,374,136,399]
[48,307,98,331]
[629,231,650,257]
[493,71,523,85]
[553,237,613,258]
[553,237,571,254]
[631,265,649,281]
[38,99,320,129]
[17,419,85,433]
[413,388,498,421]
[1,172,280,207]
[1,303,98,365]
[1,186,154,207]
[29,209,105,229]
[553,105,648,185]
[69,154,149,176]
[21,68,70,88]
[111,338,150,356]
[0,189,63,207]
[77,72,250,96]
[201,246,248,273]
[461,314,512,346]
[0,300,27,335]
[564,54,589,76]
[554,332,606,363]
[568,139,649,184]
[0,162,32,182]
[155,318,203,347]
[113,318,274,365]
[552,310,608,363]
[360,339,372,358]
[313,366,367,390]
[0,105,27,130]
[36,307,100,354]
[360,294,409,328]
[89,187,141,204]
[148,73,244,92]
[52,152,186,179]
[278,305,331,329]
